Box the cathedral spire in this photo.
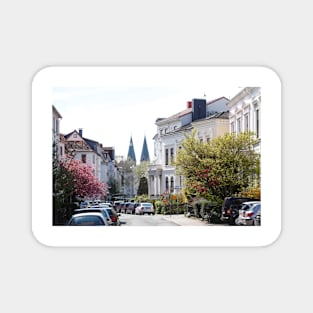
[127,136,136,163]
[140,135,150,163]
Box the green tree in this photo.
[175,130,260,204]
[53,151,75,225]
[134,161,149,193]
[108,177,119,195]
[137,176,148,195]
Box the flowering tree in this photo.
[175,130,260,204]
[60,157,108,199]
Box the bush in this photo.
[154,200,163,214]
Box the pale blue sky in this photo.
[53,85,241,162]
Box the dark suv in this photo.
[220,197,260,225]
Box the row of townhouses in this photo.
[52,106,122,199]
[52,86,261,200]
[147,87,261,197]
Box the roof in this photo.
[127,136,136,163]
[191,111,229,124]
[206,96,229,105]
[156,108,192,125]
[65,140,93,152]
[64,131,94,152]
[84,137,99,151]
[140,136,150,163]
[52,105,62,118]
[155,97,228,125]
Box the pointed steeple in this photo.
[140,135,150,163]
[127,136,136,163]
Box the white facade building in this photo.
[65,130,100,179]
[64,129,119,199]
[148,97,229,197]
[52,105,65,160]
[227,87,261,153]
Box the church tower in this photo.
[140,135,150,163]
[127,136,136,163]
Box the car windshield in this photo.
[70,216,105,225]
[241,202,259,210]
[252,204,261,212]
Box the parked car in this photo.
[126,202,139,214]
[114,202,125,213]
[67,212,108,226]
[100,202,113,208]
[103,207,121,226]
[135,202,155,215]
[254,210,261,226]
[220,197,260,225]
[80,201,91,209]
[113,201,124,212]
[234,201,261,225]
[73,207,115,226]
[237,202,261,226]
[121,202,131,214]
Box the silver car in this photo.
[73,207,113,225]
[135,202,155,215]
[67,212,108,226]
[237,202,261,226]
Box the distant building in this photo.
[140,135,150,163]
[127,136,136,163]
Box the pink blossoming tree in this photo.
[60,157,108,199]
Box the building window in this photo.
[206,137,210,143]
[256,109,260,138]
[73,133,77,138]
[92,155,95,164]
[231,122,235,134]
[170,148,174,163]
[82,154,86,163]
[170,176,174,193]
[237,117,241,134]
[165,149,168,165]
[165,176,169,191]
[60,146,63,156]
[244,113,249,132]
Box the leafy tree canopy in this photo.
[175,130,260,203]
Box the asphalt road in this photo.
[119,213,180,226]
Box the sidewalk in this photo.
[160,214,209,226]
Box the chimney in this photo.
[187,101,192,109]
[78,128,83,137]
[192,99,206,121]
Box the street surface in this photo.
[119,213,209,226]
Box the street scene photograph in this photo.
[52,69,261,228]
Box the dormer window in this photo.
[73,133,77,138]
